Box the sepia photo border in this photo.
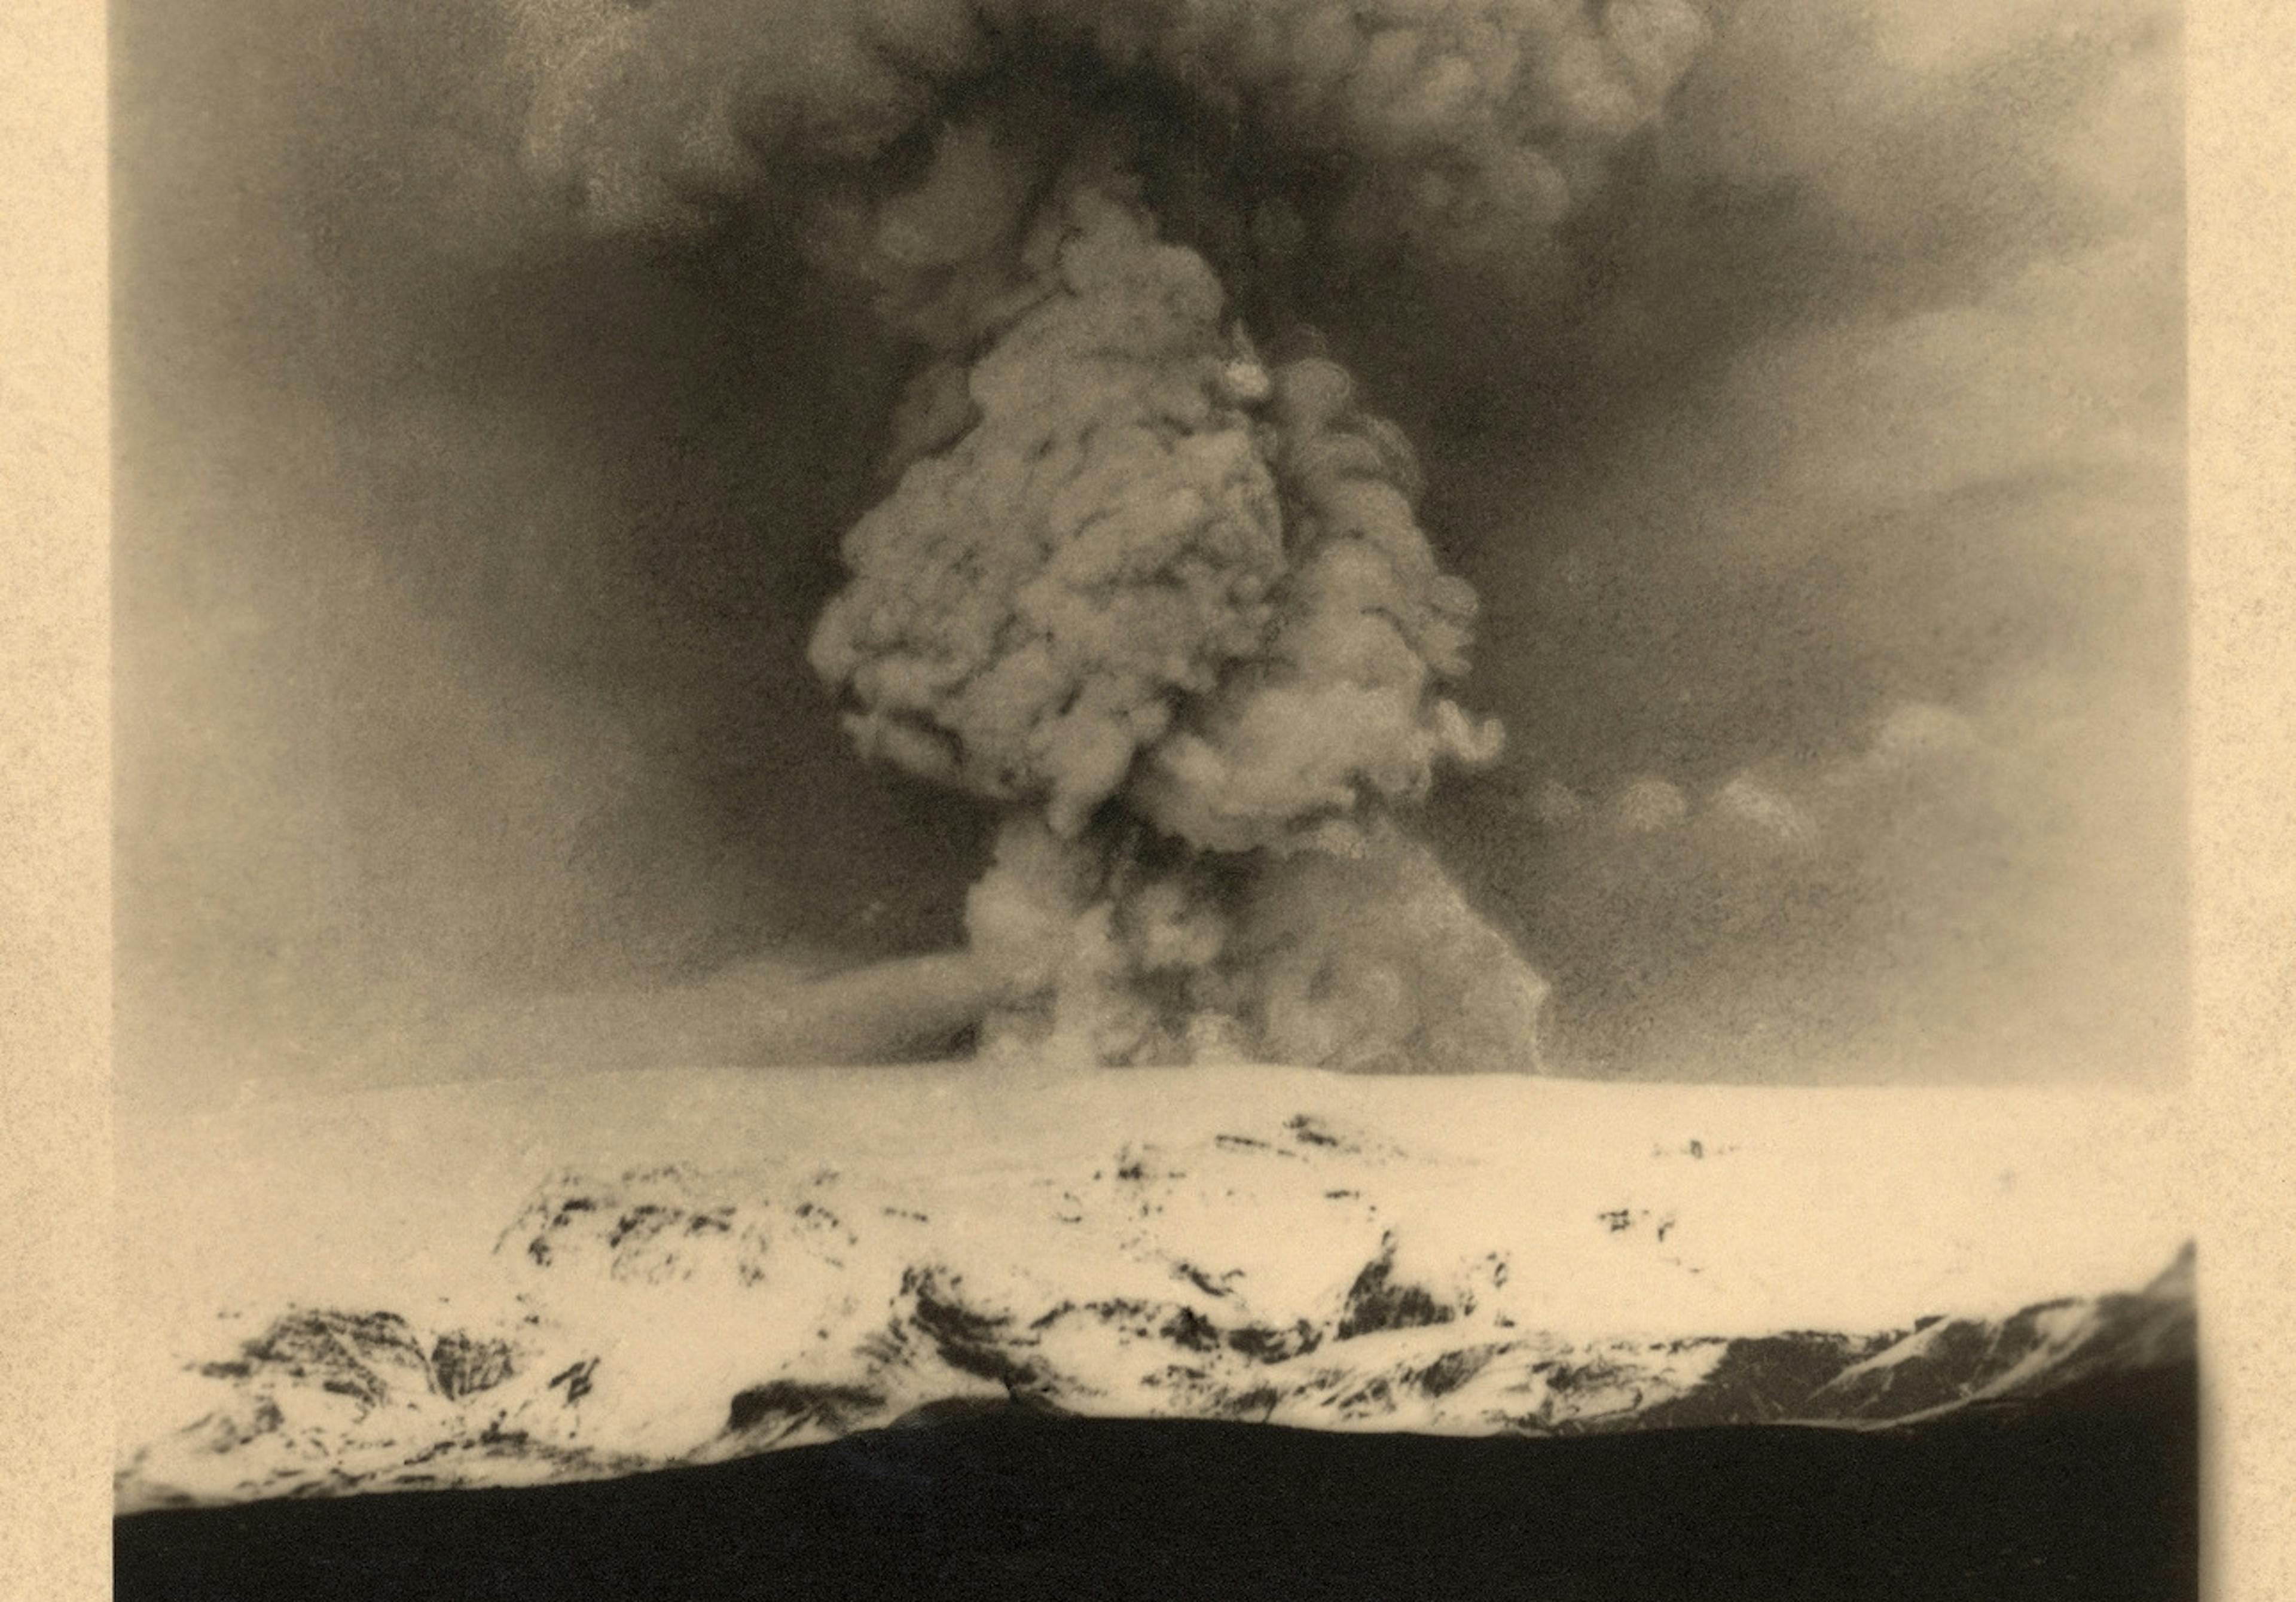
[3,0,2291,1595]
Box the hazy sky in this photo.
[115,0,2183,1093]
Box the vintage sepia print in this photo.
[112,0,2194,1595]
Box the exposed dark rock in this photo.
[1171,1261,1237,1298]
[1631,1332,1890,1430]
[429,1334,517,1400]
[1159,1307,1222,1353]
[1335,1240,1453,1339]
[1415,1347,1491,1397]
[234,1310,433,1409]
[725,1381,886,1436]
[545,1359,599,1404]
[906,1270,1039,1391]
[1224,1320,1321,1364]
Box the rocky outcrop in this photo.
[115,1074,2194,1511]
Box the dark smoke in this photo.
[114,0,2182,1098]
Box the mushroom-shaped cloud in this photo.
[507,0,1720,1070]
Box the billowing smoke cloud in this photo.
[511,0,1709,260]
[114,0,2182,1096]
[497,0,1717,1070]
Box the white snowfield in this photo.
[115,1066,2194,1510]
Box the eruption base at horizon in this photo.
[807,160,1549,1073]
[963,811,1550,1073]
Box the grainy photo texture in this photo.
[112,0,2194,1597]
[116,0,2182,1095]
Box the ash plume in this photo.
[115,0,2183,1096]
[512,0,1709,258]
[506,0,1709,1069]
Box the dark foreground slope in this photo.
[118,1359,2195,1602]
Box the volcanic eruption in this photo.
[509,0,1716,1072]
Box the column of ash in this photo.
[807,144,1543,1072]
[509,0,1716,1070]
